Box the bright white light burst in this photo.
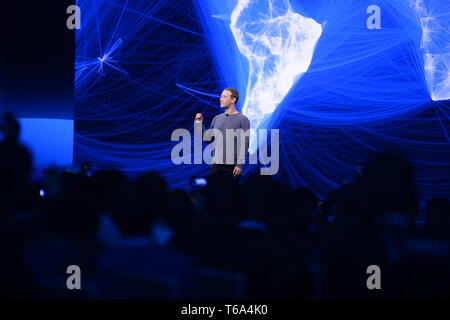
[230,0,322,151]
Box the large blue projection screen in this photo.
[75,0,449,203]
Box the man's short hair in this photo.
[224,88,239,104]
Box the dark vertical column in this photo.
[3,0,74,119]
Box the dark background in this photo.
[0,0,74,119]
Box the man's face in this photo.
[220,90,235,108]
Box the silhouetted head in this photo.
[0,113,20,143]
[42,171,99,241]
[284,186,318,235]
[359,153,418,227]
[167,190,196,230]
[92,170,128,213]
[323,184,360,224]
[0,113,32,215]
[135,171,168,219]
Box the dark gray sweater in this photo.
[196,112,250,168]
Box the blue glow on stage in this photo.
[75,0,449,203]
[18,118,74,169]
[228,0,323,151]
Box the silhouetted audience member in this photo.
[424,198,450,237]
[166,190,196,236]
[1,115,449,300]
[0,113,38,299]
[170,175,242,269]
[0,113,33,215]
[319,154,417,299]
[357,153,418,229]
[94,172,194,299]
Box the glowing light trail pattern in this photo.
[409,0,450,101]
[75,0,450,205]
[230,0,322,150]
[75,0,221,189]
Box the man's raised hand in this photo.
[195,113,203,123]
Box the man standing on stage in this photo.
[195,88,250,180]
